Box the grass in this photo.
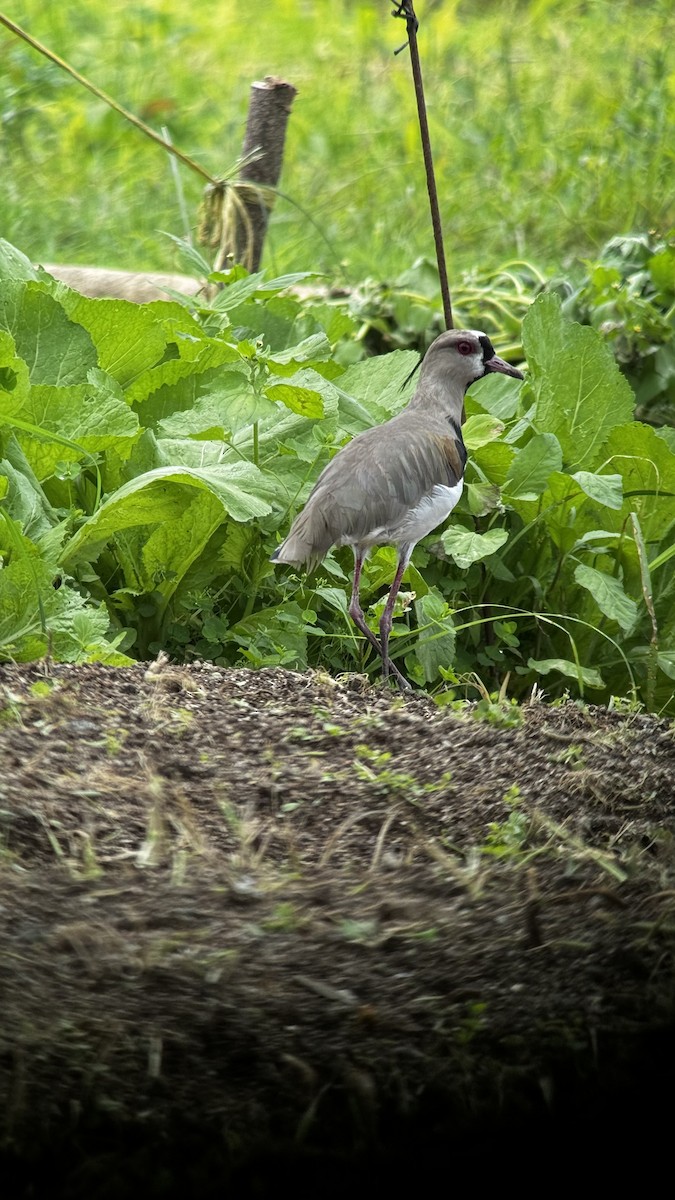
[1,0,673,285]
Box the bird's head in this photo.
[419,329,524,395]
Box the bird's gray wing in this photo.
[310,416,465,543]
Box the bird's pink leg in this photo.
[379,547,413,690]
[348,550,410,690]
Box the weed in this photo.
[551,744,587,769]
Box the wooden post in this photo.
[214,76,297,273]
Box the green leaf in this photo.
[0,282,97,385]
[0,329,31,412]
[503,433,562,499]
[472,441,516,486]
[266,332,332,370]
[522,293,635,468]
[465,481,501,516]
[6,379,139,479]
[60,462,272,569]
[125,339,242,407]
[0,240,40,282]
[337,350,420,418]
[574,563,638,631]
[603,421,675,543]
[413,590,456,682]
[571,471,623,509]
[265,382,324,419]
[159,376,275,437]
[441,526,509,568]
[648,247,675,293]
[467,371,522,419]
[0,441,58,539]
[463,413,505,450]
[59,292,170,385]
[656,651,675,681]
[527,657,604,688]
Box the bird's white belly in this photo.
[345,480,464,551]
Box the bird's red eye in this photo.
[457,340,474,356]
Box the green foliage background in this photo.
[1,0,674,280]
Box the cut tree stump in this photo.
[213,75,297,273]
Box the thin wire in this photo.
[0,12,218,185]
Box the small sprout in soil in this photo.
[456,1000,489,1045]
[473,696,524,729]
[340,918,378,942]
[551,743,587,768]
[262,901,299,932]
[29,680,54,699]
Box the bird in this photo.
[271,329,524,689]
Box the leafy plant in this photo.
[558,233,675,427]
[1,238,674,716]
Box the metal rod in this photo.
[393,2,454,329]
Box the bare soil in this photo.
[1,659,674,1196]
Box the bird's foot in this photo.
[382,658,412,692]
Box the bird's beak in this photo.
[484,354,524,380]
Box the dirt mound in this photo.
[1,661,674,1194]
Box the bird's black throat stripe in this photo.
[479,334,496,362]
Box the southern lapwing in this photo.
[271,329,523,689]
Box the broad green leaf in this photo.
[503,433,562,499]
[0,282,97,385]
[522,293,634,468]
[656,651,675,681]
[266,368,340,421]
[59,292,170,385]
[0,447,57,539]
[603,421,675,543]
[338,350,420,418]
[159,377,276,437]
[465,481,501,516]
[467,371,522,419]
[265,382,324,419]
[413,590,456,682]
[571,471,623,509]
[314,586,350,617]
[533,471,591,553]
[441,526,509,568]
[266,332,332,370]
[217,522,258,573]
[0,240,40,282]
[521,292,565,374]
[527,657,604,688]
[9,380,139,478]
[125,339,243,407]
[472,441,516,486]
[574,563,638,631]
[463,413,505,450]
[60,462,272,568]
[0,329,31,412]
[139,436,291,503]
[125,488,228,597]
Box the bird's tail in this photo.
[270,509,333,573]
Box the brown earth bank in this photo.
[0,660,674,1196]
